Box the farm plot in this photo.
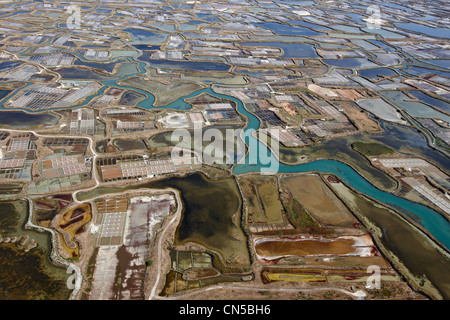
[254,235,377,263]
[281,174,357,227]
[238,175,290,232]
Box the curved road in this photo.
[148,188,183,300]
[155,284,368,300]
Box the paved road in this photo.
[148,188,183,300]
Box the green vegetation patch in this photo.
[352,141,395,157]
[285,198,318,228]
[0,244,71,300]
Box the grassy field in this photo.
[238,175,285,225]
[285,197,318,228]
[337,102,381,133]
[281,174,357,227]
[352,141,395,157]
[77,186,127,201]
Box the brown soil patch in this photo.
[255,238,355,257]
[282,174,356,227]
[182,268,221,281]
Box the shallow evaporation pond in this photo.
[256,22,325,37]
[113,139,148,151]
[123,28,169,45]
[423,59,450,70]
[360,27,406,40]
[408,91,450,114]
[134,45,161,51]
[0,61,22,72]
[289,20,334,32]
[331,24,364,34]
[0,111,60,128]
[395,23,450,39]
[323,58,379,69]
[141,173,249,264]
[359,67,399,81]
[400,65,450,78]
[0,89,12,101]
[382,91,450,122]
